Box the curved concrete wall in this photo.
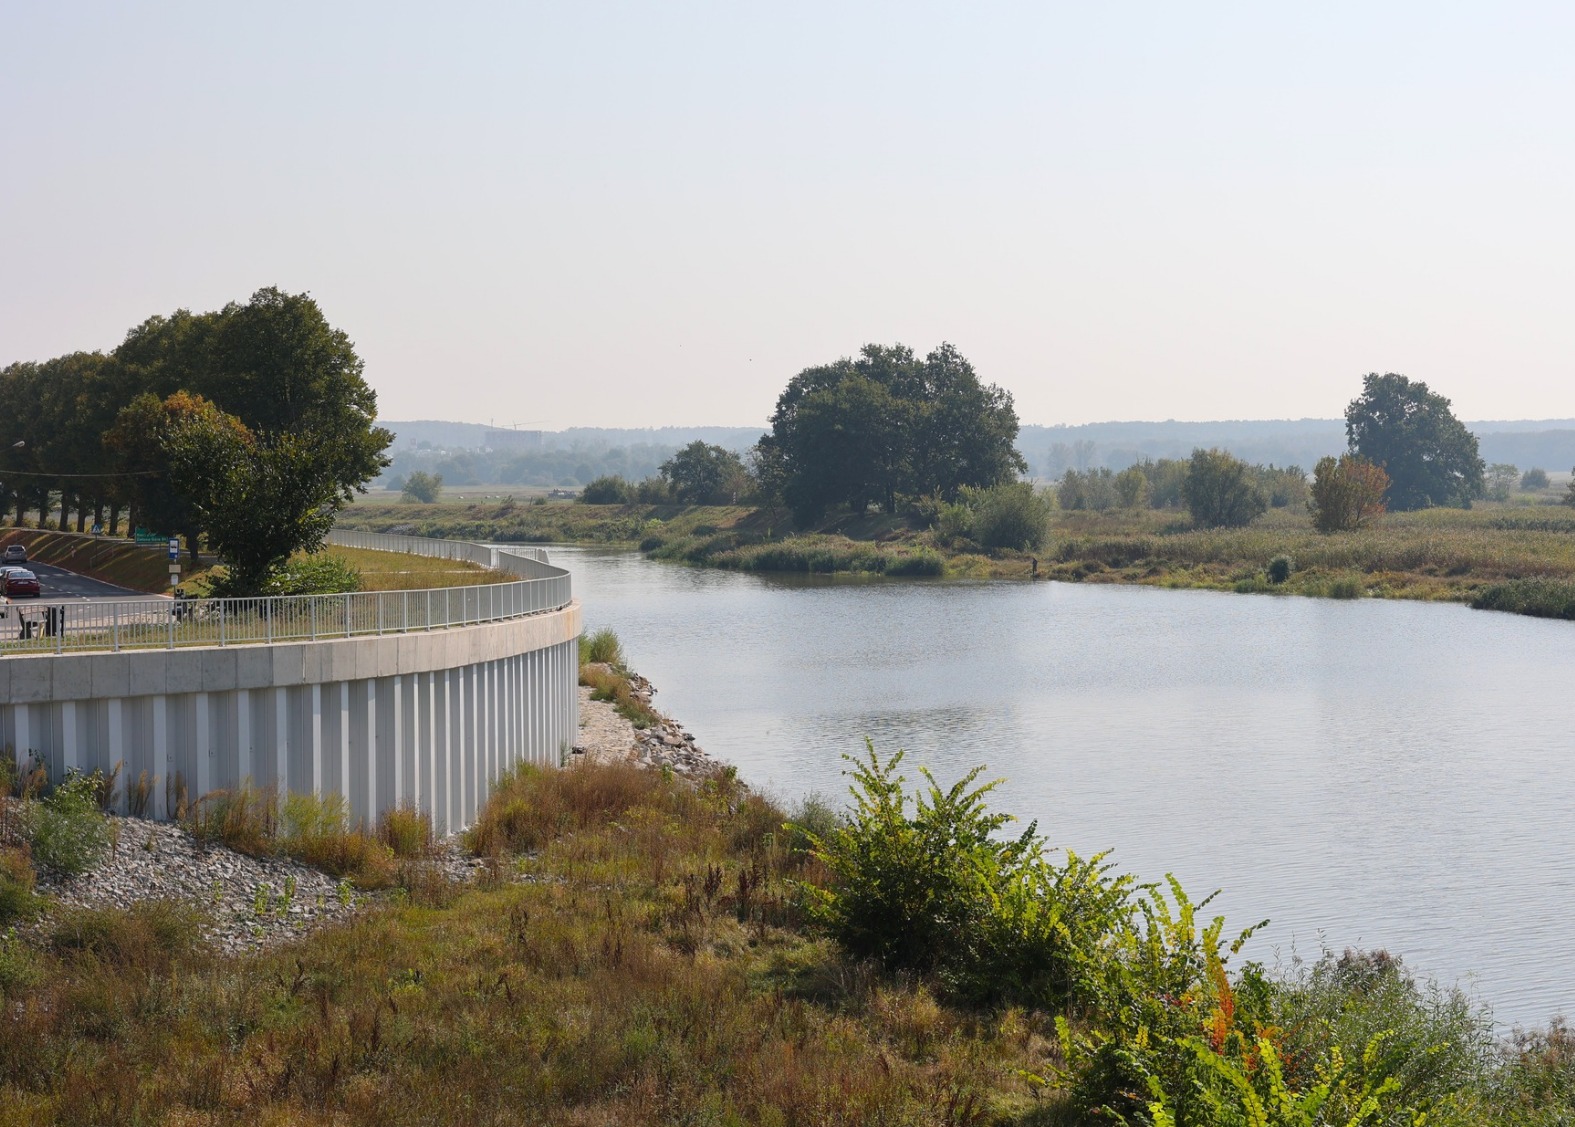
[2,600,581,834]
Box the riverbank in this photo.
[3,737,1572,1122]
[340,498,1575,617]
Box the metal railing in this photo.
[0,532,571,655]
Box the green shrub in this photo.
[1267,554,1294,584]
[785,792,842,857]
[1267,949,1493,1113]
[966,482,1054,551]
[271,553,363,595]
[884,550,943,577]
[802,741,1131,1009]
[936,501,974,544]
[1185,448,1268,529]
[22,771,111,876]
[1326,576,1364,599]
[211,553,364,597]
[1058,877,1267,1122]
[580,475,636,504]
[1471,578,1575,620]
[580,627,624,667]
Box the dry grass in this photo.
[578,663,662,730]
[0,762,1071,1126]
[188,784,399,889]
[304,546,511,591]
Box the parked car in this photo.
[2,544,27,562]
[3,569,40,598]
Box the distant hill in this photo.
[376,418,1575,489]
[384,421,764,454]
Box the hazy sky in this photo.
[3,3,1572,428]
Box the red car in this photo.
[3,569,41,598]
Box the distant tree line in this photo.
[0,288,390,591]
[384,441,682,490]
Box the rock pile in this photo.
[33,815,365,954]
[573,670,720,776]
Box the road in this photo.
[8,559,149,602]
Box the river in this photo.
[547,544,1575,1029]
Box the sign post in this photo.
[168,538,180,589]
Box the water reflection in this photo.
[543,544,1575,1028]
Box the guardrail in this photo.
[0,532,570,655]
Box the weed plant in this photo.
[20,772,111,877]
[1471,577,1575,619]
[0,758,1571,1123]
[187,784,399,888]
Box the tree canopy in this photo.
[1183,448,1267,528]
[659,441,750,505]
[1,287,391,590]
[1308,454,1388,532]
[764,343,1023,526]
[1344,373,1484,510]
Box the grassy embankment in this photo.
[4,749,1574,1124]
[0,529,179,594]
[340,498,1575,617]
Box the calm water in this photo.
[547,545,1575,1029]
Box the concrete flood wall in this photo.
[1,550,582,834]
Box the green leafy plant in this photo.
[21,770,111,876]
[800,741,1132,1009]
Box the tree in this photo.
[1566,468,1575,508]
[747,437,790,535]
[1183,448,1267,528]
[1114,466,1150,509]
[1521,467,1550,492]
[766,343,1023,525]
[102,391,218,556]
[1484,463,1520,503]
[163,403,344,594]
[579,475,634,504]
[1344,373,1484,510]
[658,441,750,505]
[401,471,443,503]
[1308,454,1389,532]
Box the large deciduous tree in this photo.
[766,343,1023,526]
[163,401,345,594]
[658,441,751,505]
[1344,373,1484,510]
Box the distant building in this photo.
[484,429,544,450]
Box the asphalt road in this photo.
[6,559,148,602]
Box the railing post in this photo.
[219,600,226,646]
[311,598,317,640]
[403,590,408,632]
[113,603,120,652]
[168,600,175,649]
[344,593,352,637]
[267,597,274,643]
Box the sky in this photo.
[2,2,1573,429]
